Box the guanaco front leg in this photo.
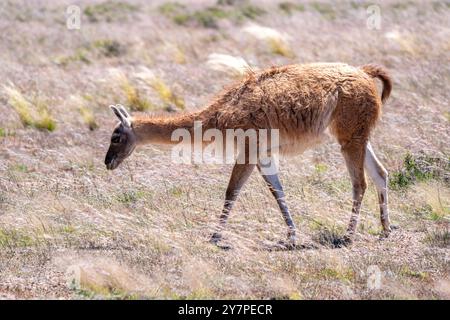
[257,159,296,245]
[210,162,256,244]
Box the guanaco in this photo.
[105,63,393,247]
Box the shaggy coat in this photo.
[133,63,391,155]
[108,62,393,246]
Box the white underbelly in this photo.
[278,131,331,156]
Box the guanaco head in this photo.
[105,104,137,170]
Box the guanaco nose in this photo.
[104,151,117,170]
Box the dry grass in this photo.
[78,105,99,131]
[206,53,250,76]
[0,0,449,300]
[3,85,56,131]
[244,23,295,58]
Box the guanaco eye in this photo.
[111,136,120,143]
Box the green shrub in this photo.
[11,164,28,173]
[116,190,146,205]
[56,39,124,67]
[0,229,35,248]
[389,153,449,190]
[93,39,124,57]
[398,265,429,279]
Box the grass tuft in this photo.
[244,24,295,58]
[318,267,355,282]
[158,2,186,16]
[0,128,15,138]
[4,85,56,131]
[55,48,91,66]
[116,74,152,112]
[0,229,36,248]
[133,68,185,111]
[116,190,147,206]
[93,39,125,57]
[150,78,185,111]
[173,46,187,64]
[267,37,295,58]
[11,164,28,173]
[193,7,229,28]
[398,265,429,279]
[56,40,124,66]
[313,225,349,248]
[33,99,57,131]
[425,229,450,248]
[84,1,138,23]
[237,4,266,20]
[4,85,34,126]
[79,105,99,131]
[279,2,305,15]
[412,204,444,221]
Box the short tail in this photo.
[360,64,392,103]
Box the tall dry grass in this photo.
[0,0,448,299]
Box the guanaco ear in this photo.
[110,105,131,128]
[116,104,130,118]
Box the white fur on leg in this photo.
[364,143,387,191]
[364,143,391,232]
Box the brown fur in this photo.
[132,63,391,154]
[360,64,392,103]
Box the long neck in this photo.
[132,112,203,145]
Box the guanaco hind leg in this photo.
[341,141,367,238]
[210,162,255,244]
[364,142,391,236]
[211,143,390,245]
[257,158,296,245]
